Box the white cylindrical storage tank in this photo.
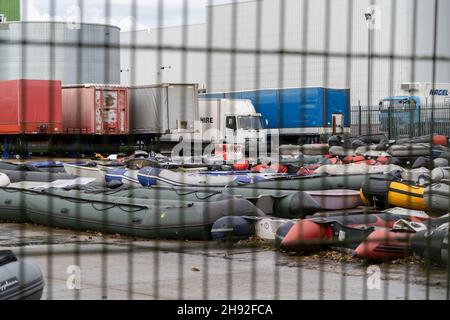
[0,21,120,84]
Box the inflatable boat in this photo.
[424,182,450,216]
[235,173,395,191]
[63,162,106,181]
[411,222,448,264]
[388,181,426,211]
[0,250,44,300]
[105,168,140,187]
[304,189,363,210]
[354,229,414,262]
[136,167,278,187]
[0,169,77,184]
[56,185,321,219]
[0,187,264,240]
[314,164,403,176]
[276,212,429,253]
[388,143,432,157]
[361,178,426,211]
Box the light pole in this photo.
[365,8,375,135]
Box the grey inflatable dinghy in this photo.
[0,250,44,300]
[232,173,393,191]
[51,185,321,219]
[0,187,264,240]
[424,182,450,216]
[0,169,76,184]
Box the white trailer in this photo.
[129,83,198,136]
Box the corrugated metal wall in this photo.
[120,0,450,106]
[0,21,121,84]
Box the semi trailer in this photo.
[201,87,351,143]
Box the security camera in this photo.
[365,7,375,21]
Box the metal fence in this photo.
[0,0,450,302]
[352,103,450,140]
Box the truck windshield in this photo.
[380,99,416,112]
[237,116,263,130]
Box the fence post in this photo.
[358,100,362,136]
[388,101,392,140]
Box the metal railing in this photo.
[351,103,450,140]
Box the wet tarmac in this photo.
[1,222,448,300]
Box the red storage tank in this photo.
[62,84,129,135]
[0,79,63,134]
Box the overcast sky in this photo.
[21,0,240,31]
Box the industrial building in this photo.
[0,21,121,84]
[120,0,450,105]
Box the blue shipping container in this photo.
[200,87,350,135]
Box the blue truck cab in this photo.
[379,83,450,136]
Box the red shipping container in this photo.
[62,85,129,135]
[0,79,62,134]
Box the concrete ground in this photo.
[1,222,449,300]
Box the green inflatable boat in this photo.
[0,187,264,240]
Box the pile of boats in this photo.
[0,134,449,272]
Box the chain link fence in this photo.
[0,0,450,302]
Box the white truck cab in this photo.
[198,99,267,145]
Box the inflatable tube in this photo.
[314,164,403,176]
[412,157,431,169]
[388,181,426,211]
[397,134,448,146]
[211,216,254,242]
[401,168,430,184]
[63,163,106,181]
[0,173,10,187]
[300,144,329,156]
[354,229,413,262]
[105,168,140,187]
[388,143,431,157]
[309,212,428,228]
[328,146,353,157]
[304,189,363,210]
[63,185,321,219]
[360,177,394,209]
[7,187,264,240]
[431,167,450,182]
[0,169,76,184]
[433,158,449,168]
[278,220,332,253]
[236,173,395,191]
[424,183,450,216]
[0,251,44,300]
[275,221,296,249]
[279,145,302,156]
[137,167,278,187]
[411,223,448,264]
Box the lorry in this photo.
[129,84,266,155]
[198,98,267,145]
[379,82,450,137]
[200,87,351,144]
